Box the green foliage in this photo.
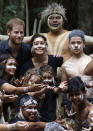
[0,5,25,34]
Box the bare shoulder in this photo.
[89,104,93,112]
[84,54,92,60]
[86,102,93,112]
[84,56,93,75]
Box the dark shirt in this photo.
[20,55,63,77]
[40,86,58,122]
[0,79,8,87]
[0,40,31,78]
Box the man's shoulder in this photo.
[0,40,9,53]
[21,42,31,51]
[85,54,92,60]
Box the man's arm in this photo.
[1,83,43,94]
[85,35,93,46]
[0,34,93,45]
[27,122,45,131]
[0,35,8,41]
[53,81,68,93]
[23,36,32,44]
[84,60,93,76]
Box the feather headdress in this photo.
[41,2,67,22]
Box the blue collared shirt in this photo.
[0,40,31,78]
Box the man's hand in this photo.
[16,121,29,131]
[3,94,18,103]
[14,77,24,87]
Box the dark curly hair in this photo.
[68,76,85,94]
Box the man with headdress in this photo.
[9,94,65,131]
[40,2,93,61]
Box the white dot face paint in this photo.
[69,36,84,53]
[6,65,16,69]
[70,44,83,52]
[47,14,63,31]
[5,58,17,76]
[43,79,53,83]
[79,94,84,100]
[33,44,46,49]
[26,108,38,113]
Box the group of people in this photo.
[0,2,93,131]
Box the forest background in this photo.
[0,0,93,54]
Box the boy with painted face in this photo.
[58,29,93,119]
[39,65,67,122]
[60,30,93,88]
[68,76,93,130]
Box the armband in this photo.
[23,87,29,93]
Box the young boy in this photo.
[39,65,67,122]
[68,76,93,130]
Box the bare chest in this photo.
[64,58,91,78]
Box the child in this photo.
[39,65,68,122]
[68,76,93,130]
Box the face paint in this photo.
[33,44,46,49]
[48,21,62,31]
[6,65,16,69]
[47,14,63,31]
[26,108,38,113]
[90,117,93,121]
[43,79,53,83]
[79,94,84,100]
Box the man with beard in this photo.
[0,18,31,78]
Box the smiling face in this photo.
[5,58,17,76]
[32,37,47,55]
[47,13,63,31]
[69,90,85,104]
[69,36,85,55]
[7,24,24,45]
[22,104,39,121]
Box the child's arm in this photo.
[53,81,68,93]
[27,87,47,98]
